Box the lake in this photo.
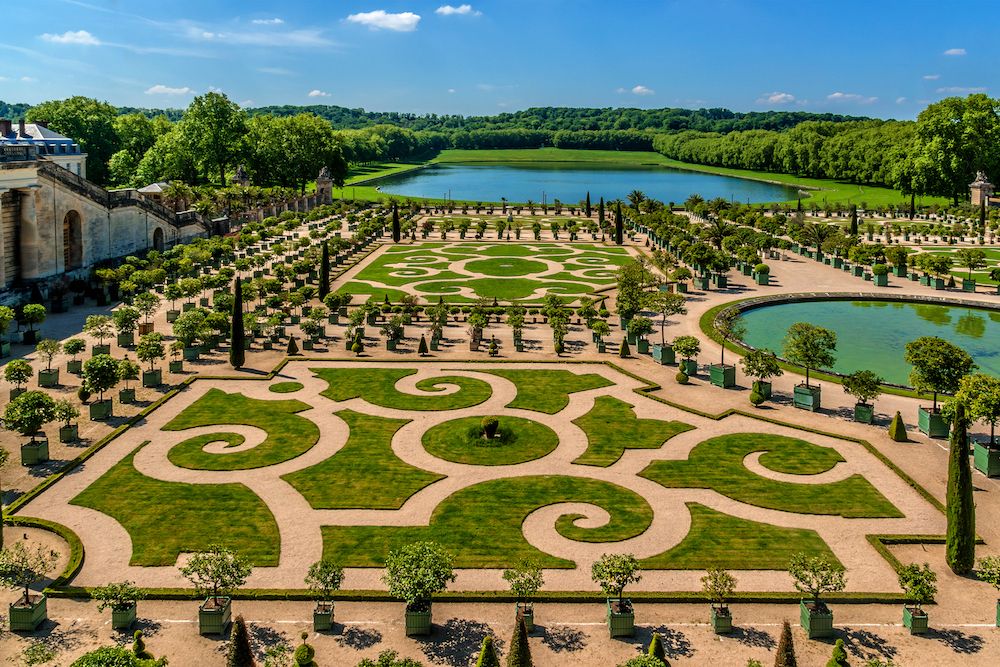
[373,163,800,204]
[739,299,1000,386]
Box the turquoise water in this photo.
[375,163,799,204]
[739,300,1000,385]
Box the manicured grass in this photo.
[640,503,840,570]
[481,369,614,414]
[282,410,444,509]
[572,396,694,466]
[71,445,279,566]
[464,257,550,277]
[311,368,492,410]
[320,475,653,568]
[422,415,559,465]
[269,381,304,394]
[640,433,903,518]
[163,389,320,471]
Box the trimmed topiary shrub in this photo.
[825,638,849,667]
[888,411,908,442]
[749,390,765,407]
[676,371,689,385]
[287,337,300,356]
[133,630,153,659]
[648,631,668,663]
[618,657,666,667]
[418,335,428,356]
[482,416,499,439]
[294,632,317,667]
[475,636,501,667]
[506,617,533,667]
[774,620,796,667]
[226,615,254,667]
[619,339,630,358]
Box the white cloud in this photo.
[346,10,421,32]
[20,76,37,83]
[447,88,456,93]
[922,74,940,80]
[436,4,481,16]
[827,91,878,104]
[937,86,987,94]
[896,97,908,104]
[943,48,966,56]
[757,91,795,104]
[184,24,330,47]
[615,87,626,94]
[631,84,654,96]
[41,30,101,46]
[145,84,194,95]
[251,18,284,25]
[240,100,256,107]
[308,89,331,98]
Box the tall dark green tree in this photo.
[226,615,254,667]
[849,205,858,236]
[319,242,330,300]
[946,402,976,574]
[229,276,245,368]
[614,202,624,246]
[392,203,401,243]
[585,191,592,217]
[506,618,532,667]
[598,197,605,227]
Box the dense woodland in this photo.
[4,94,999,204]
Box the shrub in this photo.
[294,640,316,667]
[826,639,848,667]
[871,263,889,276]
[227,615,255,667]
[2,390,56,440]
[754,263,770,275]
[78,383,92,403]
[676,371,689,385]
[475,636,500,667]
[287,337,300,356]
[749,390,765,406]
[618,657,666,667]
[648,631,667,662]
[482,416,500,439]
[946,403,975,575]
[133,630,153,659]
[774,620,796,667]
[619,339,631,358]
[418,335,428,356]
[4,358,33,389]
[506,618,533,667]
[888,411,908,442]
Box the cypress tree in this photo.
[774,620,796,667]
[980,199,987,234]
[585,192,592,217]
[619,339,631,358]
[908,193,915,220]
[825,639,849,667]
[888,411,908,442]
[796,197,802,212]
[392,203,401,243]
[476,635,501,667]
[287,336,300,356]
[319,242,330,300]
[227,615,255,667]
[946,402,976,574]
[506,618,533,667]
[614,202,624,246]
[647,632,666,661]
[229,276,245,368]
[849,205,858,236]
[418,334,428,356]
[598,197,605,227]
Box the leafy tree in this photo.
[617,657,665,667]
[5,358,33,390]
[2,390,56,441]
[502,562,544,606]
[841,370,883,405]
[701,567,737,610]
[85,314,115,346]
[946,403,975,575]
[591,553,641,606]
[92,580,144,613]
[0,540,59,603]
[35,338,61,372]
[22,303,46,335]
[53,398,80,427]
[475,636,500,667]
[305,558,344,604]
[672,335,700,361]
[506,618,533,667]
[179,544,252,603]
[0,305,15,342]
[955,248,987,279]
[904,337,975,411]
[382,541,456,610]
[788,553,847,605]
[113,306,140,337]
[182,92,247,184]
[643,291,686,344]
[897,563,937,610]
[739,348,783,389]
[231,277,245,368]
[84,354,120,402]
[136,333,165,372]
[714,309,745,367]
[953,373,1000,444]
[976,555,1000,596]
[27,96,119,183]
[782,322,836,387]
[133,292,161,326]
[774,620,796,667]
[227,615,255,667]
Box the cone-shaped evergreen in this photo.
[506,618,533,667]
[619,339,631,358]
[227,615,255,667]
[585,192,592,217]
[849,205,858,236]
[825,638,849,667]
[774,621,796,667]
[418,335,429,356]
[598,197,605,227]
[648,632,666,661]
[287,336,300,356]
[946,402,976,574]
[888,411,908,442]
[392,203,401,242]
[797,197,802,212]
[614,202,624,245]
[476,635,501,667]
[319,242,330,300]
[230,276,245,368]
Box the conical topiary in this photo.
[648,631,667,662]
[319,242,330,300]
[506,617,533,667]
[888,411,908,442]
[287,336,300,356]
[825,638,849,667]
[946,403,975,575]
[774,620,796,667]
[418,335,428,356]
[227,615,255,667]
[619,339,631,358]
[476,635,501,667]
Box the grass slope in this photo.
[71,445,279,566]
[320,475,652,568]
[640,503,840,570]
[422,415,559,465]
[572,396,694,466]
[640,433,903,518]
[480,369,613,414]
[282,410,444,509]
[163,389,320,470]
[311,367,492,410]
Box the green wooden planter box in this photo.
[142,370,162,387]
[832,258,844,269]
[117,332,134,348]
[932,277,945,289]
[169,360,184,373]
[793,384,821,411]
[710,606,732,635]
[37,368,59,387]
[302,340,314,351]
[800,600,833,639]
[596,341,605,353]
[405,605,432,636]
[676,282,688,293]
[695,276,711,290]
[963,279,977,292]
[9,595,47,632]
[903,606,928,635]
[714,275,728,289]
[430,339,439,351]
[754,273,769,285]
[636,339,649,354]
[752,380,772,399]
[119,388,136,404]
[873,273,888,286]
[516,603,535,634]
[996,600,1000,627]
[681,359,698,376]
[20,439,49,466]
[606,599,635,638]
[974,442,1000,477]
[893,266,907,277]
[89,399,113,421]
[59,424,78,443]
[199,597,232,635]
[709,364,736,388]
[852,266,864,277]
[918,407,949,438]
[313,602,334,632]
[183,347,200,361]
[10,387,25,401]
[112,604,137,630]
[854,402,874,424]
[0,340,11,358]
[166,310,180,323]
[67,359,82,374]
[92,344,111,356]
[387,339,398,351]
[652,344,675,365]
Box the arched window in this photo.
[62,210,83,270]
[152,227,164,252]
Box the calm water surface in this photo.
[740,300,1000,385]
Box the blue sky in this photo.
[0,0,993,119]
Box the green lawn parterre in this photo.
[422,415,560,465]
[480,368,613,414]
[312,367,493,410]
[572,396,694,466]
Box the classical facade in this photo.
[0,118,87,177]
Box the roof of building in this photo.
[1,123,75,144]
[137,182,170,194]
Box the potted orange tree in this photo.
[0,541,59,632]
[179,544,251,636]
[35,339,61,388]
[93,580,145,630]
[904,337,975,437]
[898,563,936,635]
[842,370,883,424]
[783,322,836,412]
[503,561,544,633]
[3,390,56,466]
[383,541,456,637]
[789,553,847,639]
[592,553,641,638]
[54,398,80,443]
[305,558,344,632]
[710,310,744,388]
[702,567,737,634]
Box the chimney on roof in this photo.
[0,119,11,136]
[17,119,27,138]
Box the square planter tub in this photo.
[199,597,232,635]
[20,439,49,466]
[710,606,732,635]
[709,364,736,388]
[606,599,635,638]
[974,442,1000,477]
[800,600,833,639]
[405,604,432,636]
[112,604,137,630]
[59,424,78,443]
[9,594,47,632]
[313,602,334,632]
[854,403,874,424]
[903,606,928,635]
[89,399,113,421]
[793,384,821,411]
[918,407,949,438]
[652,344,675,365]
[516,602,535,634]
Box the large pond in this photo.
[739,299,1000,386]
[374,163,800,204]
